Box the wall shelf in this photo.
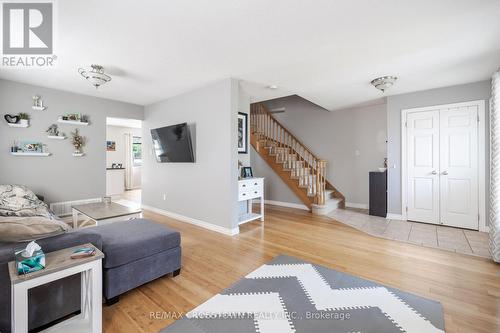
[11,152,51,157]
[47,135,67,140]
[57,118,89,126]
[32,106,46,111]
[73,153,85,157]
[7,123,29,128]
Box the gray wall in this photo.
[142,78,240,230]
[252,95,387,207]
[0,79,143,203]
[387,80,491,215]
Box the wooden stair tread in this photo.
[311,197,342,208]
[250,102,345,212]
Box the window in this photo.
[132,136,142,166]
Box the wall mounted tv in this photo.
[151,122,195,162]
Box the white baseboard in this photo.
[345,202,368,210]
[386,213,406,220]
[480,225,490,233]
[50,197,102,217]
[141,204,239,236]
[385,213,490,232]
[255,199,309,211]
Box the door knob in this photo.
[431,170,437,175]
[442,171,448,175]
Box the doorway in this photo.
[401,100,486,231]
[106,117,142,207]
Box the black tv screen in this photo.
[151,123,195,162]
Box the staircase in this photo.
[250,103,345,214]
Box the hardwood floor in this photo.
[103,205,500,333]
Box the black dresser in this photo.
[369,171,387,217]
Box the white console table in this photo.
[238,177,264,224]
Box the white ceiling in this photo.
[106,117,141,128]
[1,0,499,110]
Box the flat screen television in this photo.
[151,123,195,162]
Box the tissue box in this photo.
[15,249,45,275]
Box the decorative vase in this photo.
[20,119,28,126]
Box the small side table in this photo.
[8,243,104,333]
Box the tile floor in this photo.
[111,189,142,209]
[112,189,141,204]
[328,208,491,259]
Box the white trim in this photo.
[345,202,368,210]
[255,199,309,211]
[401,100,487,231]
[479,99,487,232]
[50,197,102,217]
[386,213,405,220]
[125,186,141,191]
[141,204,240,236]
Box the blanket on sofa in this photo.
[0,185,69,242]
[0,184,56,219]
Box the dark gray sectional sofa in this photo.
[0,218,181,333]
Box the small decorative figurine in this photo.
[32,95,46,110]
[71,128,86,155]
[46,124,60,136]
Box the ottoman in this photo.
[95,219,181,303]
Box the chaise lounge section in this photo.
[97,219,181,304]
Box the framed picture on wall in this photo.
[106,141,116,151]
[238,112,248,154]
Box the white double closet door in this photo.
[406,105,479,229]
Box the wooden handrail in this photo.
[251,103,322,163]
[250,102,328,205]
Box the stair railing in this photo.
[250,103,327,205]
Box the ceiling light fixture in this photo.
[267,85,278,90]
[370,76,397,92]
[78,64,112,89]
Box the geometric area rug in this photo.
[161,255,445,333]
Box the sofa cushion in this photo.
[0,216,70,242]
[93,219,180,268]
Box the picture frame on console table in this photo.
[241,166,253,179]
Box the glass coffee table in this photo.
[72,202,142,228]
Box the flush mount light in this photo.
[78,64,112,89]
[370,76,397,92]
[267,85,278,90]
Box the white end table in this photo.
[8,244,104,333]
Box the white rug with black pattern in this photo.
[162,255,445,333]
